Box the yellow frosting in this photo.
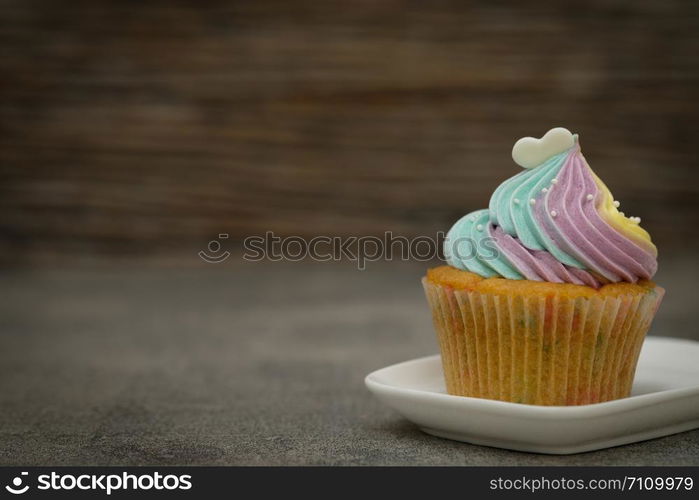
[591,171,657,256]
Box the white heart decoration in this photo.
[511,127,575,169]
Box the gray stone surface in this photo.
[0,258,697,465]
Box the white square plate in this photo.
[365,336,699,454]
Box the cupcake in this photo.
[424,127,664,406]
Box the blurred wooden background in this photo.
[1,0,698,265]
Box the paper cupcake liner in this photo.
[423,278,664,406]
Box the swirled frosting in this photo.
[444,128,657,287]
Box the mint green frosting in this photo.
[444,209,523,279]
[488,149,582,268]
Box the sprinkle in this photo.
[586,194,594,201]
[513,198,520,205]
[529,199,536,205]
[551,178,558,184]
[541,187,548,193]
[550,210,557,217]
[619,212,625,217]
[476,224,483,231]
[613,200,620,208]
